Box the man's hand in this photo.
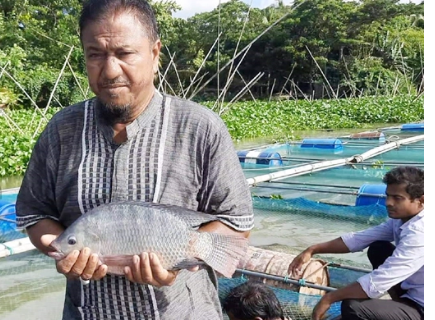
[289,249,313,277]
[42,234,107,281]
[56,248,107,281]
[312,295,332,320]
[124,252,198,287]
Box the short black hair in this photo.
[223,282,285,320]
[383,166,424,199]
[79,0,159,42]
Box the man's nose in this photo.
[385,195,393,207]
[102,56,122,79]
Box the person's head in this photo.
[79,0,161,123]
[223,282,285,320]
[383,166,424,221]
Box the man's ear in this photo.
[152,39,162,74]
[419,195,424,206]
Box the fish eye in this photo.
[67,236,77,246]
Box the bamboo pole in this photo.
[183,33,221,99]
[246,135,424,185]
[0,237,36,259]
[236,70,257,101]
[189,10,294,100]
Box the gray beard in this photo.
[97,99,132,125]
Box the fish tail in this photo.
[196,233,249,278]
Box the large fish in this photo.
[49,201,249,278]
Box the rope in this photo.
[303,261,330,280]
[0,216,16,223]
[298,279,306,286]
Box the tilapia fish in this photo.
[49,201,249,278]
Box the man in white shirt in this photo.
[289,166,424,320]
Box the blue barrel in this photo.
[355,184,386,207]
[237,150,283,166]
[0,200,17,235]
[401,123,424,132]
[300,139,343,150]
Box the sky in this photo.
[172,0,424,19]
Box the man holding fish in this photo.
[15,0,254,319]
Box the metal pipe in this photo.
[235,268,337,292]
[280,157,424,167]
[251,184,386,198]
[268,181,360,190]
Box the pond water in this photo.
[0,124,422,320]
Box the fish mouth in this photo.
[48,251,65,261]
[47,240,65,261]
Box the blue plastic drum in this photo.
[237,151,283,166]
[401,123,424,132]
[300,139,343,150]
[0,200,17,234]
[355,184,386,206]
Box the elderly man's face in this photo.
[81,11,161,115]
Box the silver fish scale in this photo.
[70,202,216,269]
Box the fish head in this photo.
[49,227,100,260]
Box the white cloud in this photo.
[173,0,423,19]
[172,0,295,18]
[173,0,230,19]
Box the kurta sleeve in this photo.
[198,120,254,232]
[16,119,60,229]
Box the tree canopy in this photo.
[0,0,424,109]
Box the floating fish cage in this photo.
[0,124,423,320]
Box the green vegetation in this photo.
[0,0,424,109]
[218,95,423,140]
[0,0,424,177]
[0,95,423,177]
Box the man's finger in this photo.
[69,248,92,276]
[139,253,154,285]
[188,265,200,272]
[130,255,143,283]
[150,253,177,286]
[41,234,59,248]
[56,250,80,275]
[92,264,108,281]
[81,253,100,280]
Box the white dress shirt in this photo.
[341,210,424,307]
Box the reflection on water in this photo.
[0,250,65,319]
[251,208,370,267]
[0,176,23,191]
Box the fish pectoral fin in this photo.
[172,259,205,271]
[101,255,135,267]
[195,233,249,278]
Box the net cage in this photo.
[0,129,424,320]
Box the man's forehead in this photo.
[81,12,148,42]
[386,183,408,195]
